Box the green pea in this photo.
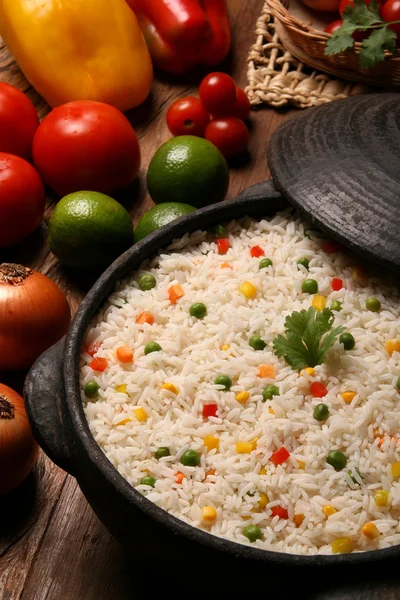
[259,258,273,269]
[366,297,381,312]
[302,279,318,294]
[262,385,279,402]
[84,381,100,399]
[155,447,170,460]
[140,476,156,487]
[139,274,156,291]
[331,300,343,312]
[214,375,232,390]
[144,341,162,355]
[396,377,400,392]
[327,450,347,471]
[181,449,201,466]
[243,524,262,542]
[297,257,310,270]
[249,335,266,351]
[213,224,228,238]
[189,303,207,319]
[313,403,329,421]
[340,333,355,350]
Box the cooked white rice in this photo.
[81,211,400,555]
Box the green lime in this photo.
[147,136,229,208]
[48,191,133,269]
[134,202,196,242]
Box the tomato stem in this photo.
[0,263,32,286]
[0,395,15,419]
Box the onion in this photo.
[0,383,39,496]
[0,263,71,371]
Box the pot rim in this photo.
[62,190,400,567]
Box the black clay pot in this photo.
[24,181,400,591]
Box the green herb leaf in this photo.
[359,27,397,68]
[272,307,345,370]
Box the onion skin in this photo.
[0,383,39,496]
[0,264,71,371]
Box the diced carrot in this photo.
[202,468,216,482]
[175,472,186,484]
[115,346,134,363]
[136,312,154,325]
[89,357,108,372]
[220,262,232,269]
[168,284,184,304]
[378,436,399,447]
[294,514,305,527]
[258,365,275,378]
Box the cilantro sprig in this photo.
[272,307,344,370]
[325,0,398,68]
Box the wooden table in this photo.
[0,1,293,598]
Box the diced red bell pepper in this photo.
[127,0,231,74]
[87,341,101,357]
[271,506,289,520]
[202,403,218,418]
[250,245,265,258]
[217,238,230,255]
[89,357,108,372]
[270,446,290,465]
[322,240,342,254]
[310,382,328,398]
[332,278,343,291]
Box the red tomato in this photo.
[199,72,238,116]
[205,118,249,158]
[270,446,291,466]
[0,83,39,160]
[339,0,380,15]
[227,88,251,121]
[271,506,289,519]
[166,97,210,137]
[33,101,141,196]
[310,382,328,398]
[202,404,218,418]
[217,238,230,255]
[332,278,343,291]
[301,0,341,11]
[0,153,45,248]
[87,341,101,357]
[324,19,344,33]
[250,245,265,258]
[381,0,400,35]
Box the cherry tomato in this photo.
[301,0,340,11]
[339,0,380,15]
[0,153,45,248]
[205,118,249,158]
[33,101,141,196]
[166,97,210,137]
[324,19,343,33]
[199,72,237,116]
[227,88,251,121]
[381,0,400,35]
[0,83,39,160]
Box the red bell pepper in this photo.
[127,0,231,74]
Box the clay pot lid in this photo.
[268,93,400,274]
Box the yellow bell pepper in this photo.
[0,0,153,112]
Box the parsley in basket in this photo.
[273,307,344,370]
[325,0,399,68]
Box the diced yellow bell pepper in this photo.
[236,391,250,404]
[259,492,268,510]
[341,391,357,404]
[203,436,220,451]
[117,417,131,426]
[392,462,400,477]
[202,506,217,522]
[221,344,230,351]
[297,460,306,470]
[162,383,179,394]
[375,490,389,507]
[323,505,337,517]
[302,367,315,377]
[115,384,128,394]
[362,522,380,540]
[269,407,275,415]
[312,295,326,311]
[386,339,400,356]
[331,537,355,554]
[236,442,253,454]
[134,407,148,422]
[239,281,257,299]
[259,466,267,475]
[250,438,259,450]
[0,0,153,111]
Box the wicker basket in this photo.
[267,0,400,88]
